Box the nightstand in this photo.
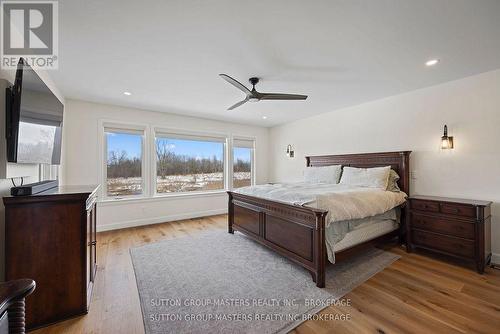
[407,195,492,273]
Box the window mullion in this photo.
[151,127,157,197]
[142,128,149,197]
[227,137,232,190]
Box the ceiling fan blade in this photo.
[227,98,249,110]
[219,74,251,95]
[259,93,308,100]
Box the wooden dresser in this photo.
[3,185,99,330]
[407,195,492,273]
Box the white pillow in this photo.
[340,166,391,189]
[303,165,342,184]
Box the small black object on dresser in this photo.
[10,180,58,196]
[406,195,492,273]
[3,185,99,330]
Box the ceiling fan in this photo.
[219,74,308,110]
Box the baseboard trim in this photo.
[96,208,228,232]
[491,253,500,266]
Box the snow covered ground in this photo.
[107,172,251,196]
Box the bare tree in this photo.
[156,140,174,179]
[107,150,141,178]
[109,140,227,180]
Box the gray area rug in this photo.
[130,231,400,334]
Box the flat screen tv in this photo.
[6,58,64,165]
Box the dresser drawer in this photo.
[412,229,475,258]
[411,199,440,212]
[411,213,475,239]
[440,203,476,219]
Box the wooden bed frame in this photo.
[227,151,411,288]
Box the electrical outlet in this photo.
[411,170,418,180]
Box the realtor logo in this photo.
[1,0,58,69]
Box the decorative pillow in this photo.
[303,165,342,184]
[386,169,401,192]
[339,166,391,189]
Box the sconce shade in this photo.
[441,125,454,149]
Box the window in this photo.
[155,133,226,193]
[101,123,256,201]
[232,138,254,188]
[39,164,59,181]
[105,129,144,197]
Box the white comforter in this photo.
[234,182,407,227]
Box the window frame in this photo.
[231,136,256,189]
[99,122,257,202]
[39,164,59,181]
[152,128,228,197]
[101,121,149,201]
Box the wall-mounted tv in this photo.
[6,58,64,165]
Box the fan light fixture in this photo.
[123,91,132,96]
[441,125,454,149]
[219,74,308,110]
[426,59,440,67]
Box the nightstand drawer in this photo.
[412,229,475,258]
[411,213,475,239]
[440,203,476,219]
[411,199,439,212]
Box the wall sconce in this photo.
[286,144,295,158]
[441,125,454,149]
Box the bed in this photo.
[227,151,411,288]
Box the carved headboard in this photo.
[306,151,411,195]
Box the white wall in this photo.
[61,99,270,231]
[269,69,500,263]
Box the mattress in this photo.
[234,182,407,228]
[333,219,399,252]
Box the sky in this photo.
[106,133,251,161]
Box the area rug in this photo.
[130,231,400,334]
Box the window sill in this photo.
[99,190,227,206]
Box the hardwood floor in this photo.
[32,214,500,334]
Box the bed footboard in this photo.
[228,191,328,288]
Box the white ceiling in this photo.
[53,0,500,127]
